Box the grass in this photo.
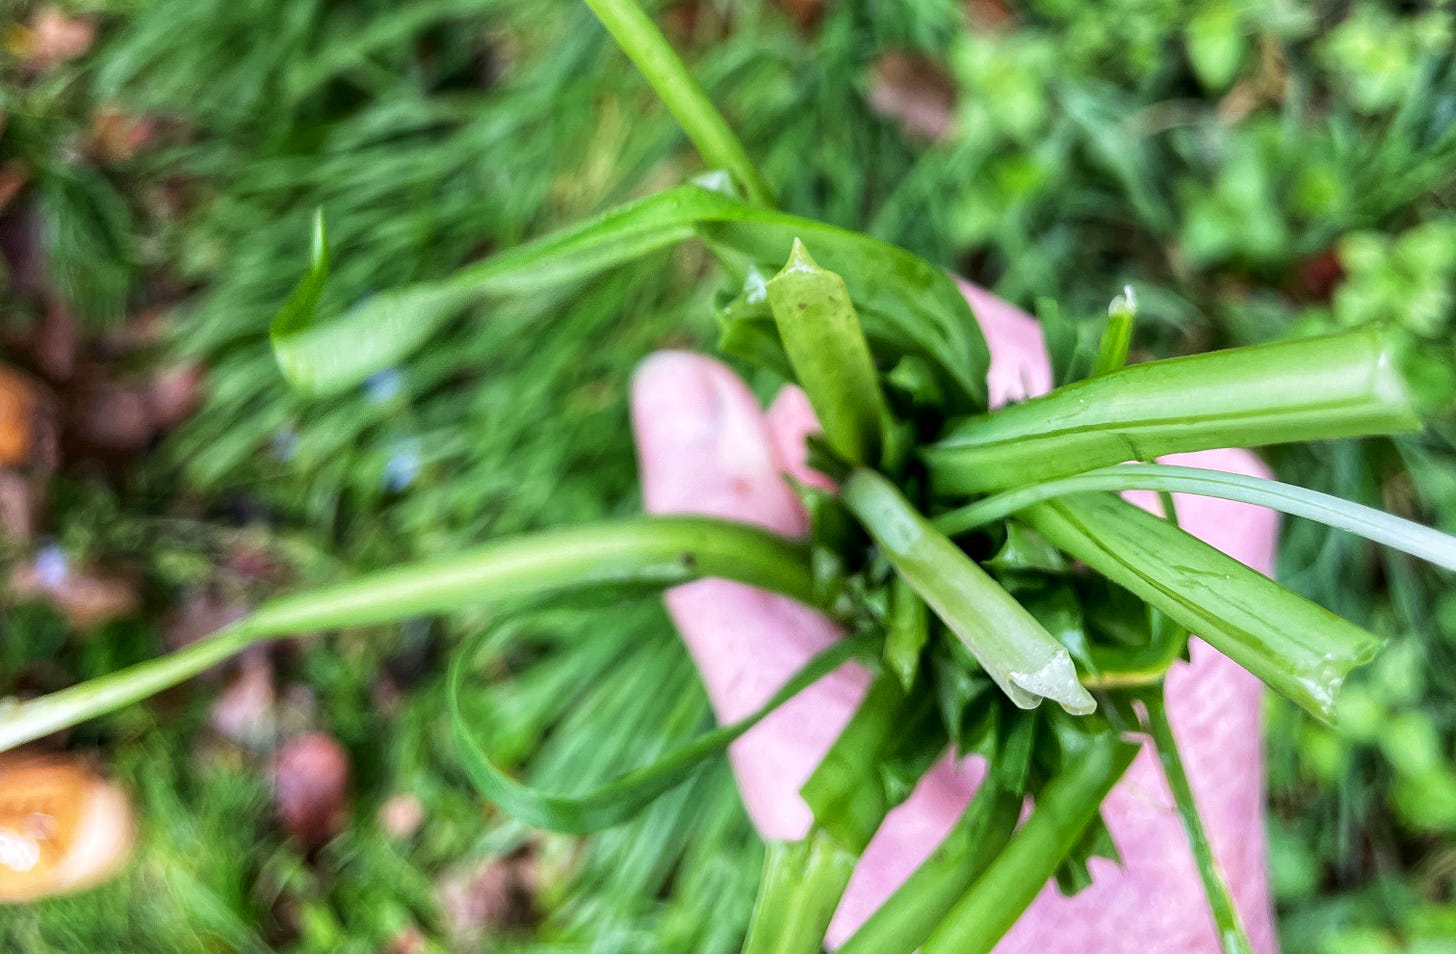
[1,0,1454,951]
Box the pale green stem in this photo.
[0,516,820,752]
[932,463,1456,572]
[1143,692,1253,954]
[582,0,774,206]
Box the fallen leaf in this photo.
[210,652,275,749]
[0,471,41,541]
[0,365,59,471]
[86,107,158,164]
[164,588,248,653]
[7,8,96,73]
[868,52,957,142]
[378,792,425,840]
[437,850,538,940]
[0,163,29,214]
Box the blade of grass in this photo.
[448,625,873,833]
[765,239,890,466]
[926,329,1420,494]
[582,0,774,206]
[1022,493,1383,720]
[842,469,1096,716]
[933,463,1456,572]
[0,515,826,752]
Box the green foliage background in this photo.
[1,1,1453,952]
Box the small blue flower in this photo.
[383,438,422,492]
[365,368,404,404]
[35,543,69,588]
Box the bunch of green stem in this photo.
[6,2,1452,951]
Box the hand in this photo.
[631,282,1279,953]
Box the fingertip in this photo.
[765,385,836,491]
[631,350,806,534]
[956,278,1055,407]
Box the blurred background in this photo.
[0,0,1453,951]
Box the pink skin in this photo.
[631,281,1279,953]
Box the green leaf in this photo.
[934,463,1456,572]
[766,239,891,466]
[842,469,1096,716]
[269,184,990,412]
[449,624,873,833]
[926,329,1420,494]
[1022,494,1384,721]
[1187,3,1248,92]
[268,185,732,396]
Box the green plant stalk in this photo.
[838,774,1022,954]
[842,469,1096,715]
[0,516,822,752]
[932,463,1456,572]
[925,329,1419,494]
[582,0,774,207]
[766,239,890,465]
[1142,692,1252,954]
[800,672,930,854]
[741,829,857,954]
[751,668,940,953]
[920,731,1139,954]
[1022,494,1382,720]
[1091,287,1135,377]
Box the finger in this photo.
[632,351,869,840]
[633,350,806,536]
[765,385,836,491]
[957,278,1055,408]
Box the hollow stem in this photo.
[838,774,1022,954]
[925,329,1418,494]
[742,829,857,954]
